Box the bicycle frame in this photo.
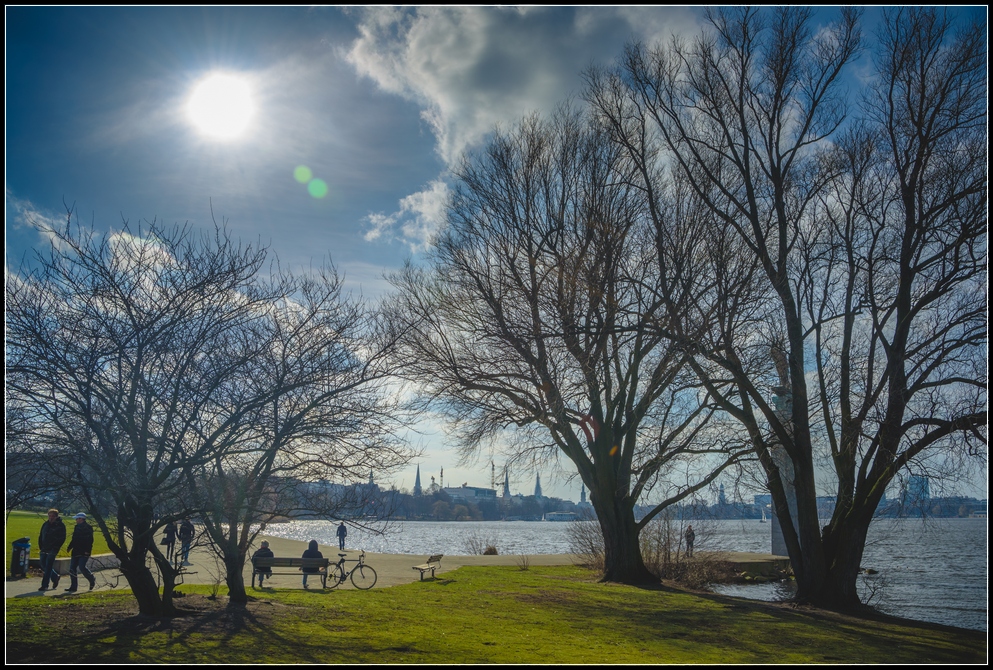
[328,551,377,590]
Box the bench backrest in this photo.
[425,554,443,564]
[252,556,329,569]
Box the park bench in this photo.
[412,554,444,580]
[251,556,330,588]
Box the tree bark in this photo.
[592,488,656,584]
[116,544,176,617]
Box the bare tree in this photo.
[6,210,412,614]
[383,108,748,584]
[6,211,280,615]
[586,7,987,609]
[184,267,412,603]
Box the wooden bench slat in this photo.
[252,557,329,569]
[412,554,443,580]
[251,555,331,589]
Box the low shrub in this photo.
[568,513,739,589]
[461,531,498,555]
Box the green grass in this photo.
[4,565,986,664]
[6,510,112,559]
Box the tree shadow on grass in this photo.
[618,581,986,663]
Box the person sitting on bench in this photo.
[301,539,324,589]
[252,541,274,588]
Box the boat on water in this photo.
[543,512,579,522]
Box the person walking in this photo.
[162,520,178,563]
[179,518,195,565]
[38,509,67,591]
[64,513,97,592]
[251,540,274,588]
[301,539,324,589]
[336,522,347,551]
[685,525,696,558]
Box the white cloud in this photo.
[345,6,701,252]
[363,179,449,253]
[5,188,69,250]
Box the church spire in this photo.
[413,464,422,496]
[503,466,511,498]
[534,473,542,498]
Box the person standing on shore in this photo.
[336,522,347,551]
[65,512,97,592]
[38,509,67,591]
[685,525,695,558]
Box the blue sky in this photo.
[6,6,985,502]
[7,6,710,501]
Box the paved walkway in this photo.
[5,535,584,599]
[6,534,787,599]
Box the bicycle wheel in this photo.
[350,564,377,590]
[326,564,347,589]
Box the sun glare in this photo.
[187,73,255,140]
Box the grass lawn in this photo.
[5,565,986,664]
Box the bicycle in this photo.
[327,550,377,590]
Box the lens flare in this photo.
[294,166,313,183]
[308,179,329,199]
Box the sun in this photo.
[186,73,255,140]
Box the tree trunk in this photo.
[819,516,873,611]
[117,549,175,617]
[593,491,656,584]
[225,551,248,603]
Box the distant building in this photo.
[900,475,931,517]
[534,474,543,498]
[413,465,422,497]
[442,484,498,503]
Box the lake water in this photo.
[262,517,987,632]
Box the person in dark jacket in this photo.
[38,508,67,591]
[685,525,696,558]
[336,522,347,551]
[251,540,274,588]
[301,539,324,588]
[65,512,97,592]
[179,518,195,565]
[162,520,178,562]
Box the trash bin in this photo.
[11,537,31,578]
